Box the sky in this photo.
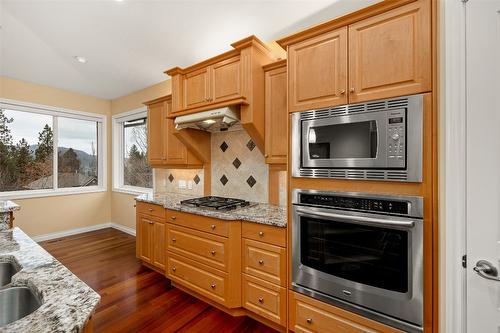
[3,109,97,154]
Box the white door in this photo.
[466,0,500,332]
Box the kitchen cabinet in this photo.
[136,202,166,271]
[183,67,211,109]
[288,27,348,112]
[263,60,288,165]
[136,214,153,263]
[211,56,241,103]
[144,95,202,168]
[348,0,431,103]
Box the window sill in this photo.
[0,187,107,200]
[112,186,153,196]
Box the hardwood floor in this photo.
[40,228,276,333]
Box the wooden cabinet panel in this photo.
[242,274,286,326]
[166,210,230,237]
[146,100,166,165]
[211,56,241,103]
[136,201,165,219]
[288,27,348,112]
[348,0,431,103]
[264,62,288,164]
[243,238,286,286]
[152,220,166,271]
[165,116,187,164]
[183,67,210,109]
[136,214,153,264]
[242,222,286,247]
[167,224,228,272]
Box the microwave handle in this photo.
[295,208,415,228]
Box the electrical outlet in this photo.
[178,180,187,189]
[188,180,193,190]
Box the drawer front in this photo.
[242,274,286,326]
[168,256,227,304]
[166,210,230,237]
[167,224,228,271]
[136,201,165,219]
[243,238,286,286]
[242,222,286,247]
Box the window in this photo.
[0,99,106,199]
[113,108,153,194]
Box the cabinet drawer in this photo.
[290,291,402,333]
[243,238,286,286]
[242,274,286,326]
[168,255,228,305]
[167,224,228,271]
[136,201,165,219]
[166,210,230,237]
[242,222,286,247]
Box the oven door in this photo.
[301,110,391,169]
[292,205,423,330]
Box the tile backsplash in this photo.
[211,130,268,203]
[154,168,204,196]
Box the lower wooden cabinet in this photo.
[136,213,166,271]
[243,238,286,287]
[242,274,286,326]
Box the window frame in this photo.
[112,107,153,196]
[0,98,107,199]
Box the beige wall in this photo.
[0,76,112,237]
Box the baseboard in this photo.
[32,222,136,242]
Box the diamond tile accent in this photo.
[246,139,256,151]
[193,175,200,185]
[220,175,228,186]
[168,174,174,182]
[232,158,241,169]
[220,141,229,152]
[246,175,256,188]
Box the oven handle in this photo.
[295,208,415,228]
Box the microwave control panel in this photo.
[387,109,406,167]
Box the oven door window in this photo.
[308,121,378,160]
[300,216,409,293]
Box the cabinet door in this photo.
[183,67,210,109]
[288,27,348,112]
[152,221,166,271]
[164,100,187,164]
[265,65,287,164]
[348,0,431,103]
[147,101,166,165]
[137,215,153,264]
[211,56,241,103]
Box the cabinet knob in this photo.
[258,297,264,304]
[258,231,264,237]
[210,224,216,230]
[338,89,346,95]
[349,87,355,93]
[148,208,153,212]
[264,154,269,158]
[148,221,154,225]
[172,238,176,243]
[210,283,216,289]
[133,204,136,208]
[258,259,264,265]
[210,250,216,256]
[306,318,313,324]
[172,267,176,272]
[171,216,177,220]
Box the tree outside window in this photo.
[123,118,152,188]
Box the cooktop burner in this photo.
[180,196,251,211]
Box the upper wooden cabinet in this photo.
[288,28,348,112]
[263,59,288,165]
[166,36,276,152]
[348,0,431,103]
[144,95,202,168]
[279,0,431,111]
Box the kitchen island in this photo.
[0,227,100,332]
[0,201,20,231]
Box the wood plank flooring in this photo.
[40,228,276,333]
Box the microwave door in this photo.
[302,111,388,169]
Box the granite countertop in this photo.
[0,228,100,333]
[0,201,20,214]
[135,193,287,228]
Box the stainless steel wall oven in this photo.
[291,94,424,182]
[292,189,424,332]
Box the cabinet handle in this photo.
[210,250,216,256]
[148,221,154,225]
[264,154,269,158]
[148,208,153,212]
[349,87,355,93]
[258,231,264,237]
[306,318,313,324]
[338,89,346,95]
[258,297,264,304]
[172,267,176,272]
[210,283,216,289]
[172,238,176,243]
[171,216,177,220]
[210,224,216,230]
[258,259,264,265]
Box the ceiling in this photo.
[0,0,381,100]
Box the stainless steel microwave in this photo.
[291,94,423,182]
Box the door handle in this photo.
[473,260,500,282]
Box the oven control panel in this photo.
[299,193,409,215]
[387,109,406,167]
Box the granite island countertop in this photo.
[0,201,20,214]
[0,227,100,333]
[135,193,287,228]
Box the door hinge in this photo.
[462,254,467,268]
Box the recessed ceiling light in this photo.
[115,0,124,2]
[74,56,87,64]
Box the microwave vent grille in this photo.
[347,171,365,179]
[299,169,409,182]
[387,98,409,109]
[386,171,408,181]
[364,101,386,112]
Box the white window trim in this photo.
[112,106,153,196]
[0,98,107,200]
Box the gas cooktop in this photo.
[180,196,251,211]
